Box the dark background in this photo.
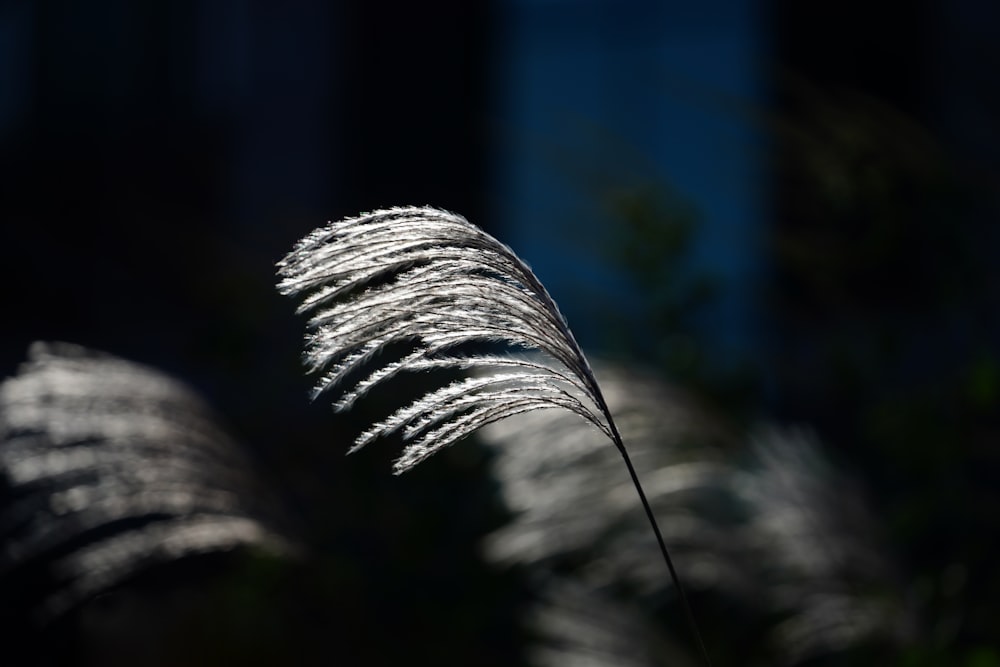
[1,1,998,665]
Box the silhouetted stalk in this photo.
[602,400,714,667]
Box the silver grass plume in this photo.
[276,206,612,473]
[480,365,914,664]
[732,427,915,663]
[482,361,746,598]
[277,206,712,665]
[527,576,698,667]
[0,342,293,623]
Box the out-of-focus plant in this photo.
[0,342,296,665]
[766,82,1000,662]
[530,77,1000,664]
[481,361,918,666]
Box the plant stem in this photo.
[608,420,714,667]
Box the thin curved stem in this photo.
[607,418,714,667]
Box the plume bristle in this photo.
[277,206,609,473]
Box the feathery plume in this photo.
[732,427,914,662]
[0,342,293,622]
[278,206,713,665]
[482,375,915,665]
[481,361,743,597]
[276,206,612,473]
[527,576,697,667]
